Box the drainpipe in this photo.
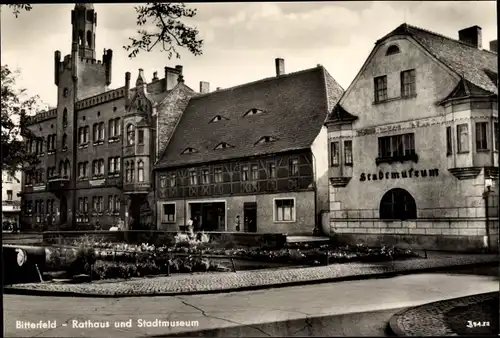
[310,151,320,236]
[482,185,491,253]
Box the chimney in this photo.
[216,87,221,91]
[200,81,210,94]
[275,58,285,76]
[489,40,497,53]
[152,71,158,81]
[458,25,482,49]
[125,72,131,107]
[175,65,183,75]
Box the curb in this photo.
[4,260,497,298]
[387,291,498,336]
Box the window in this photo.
[446,126,453,155]
[162,203,176,223]
[108,157,120,174]
[6,174,12,183]
[138,130,144,145]
[47,134,56,152]
[126,124,135,145]
[125,161,135,182]
[78,162,88,178]
[92,196,104,212]
[114,196,120,213]
[201,169,210,184]
[181,147,197,154]
[275,199,295,222]
[401,69,416,97]
[374,76,388,102]
[268,163,276,179]
[330,141,339,166]
[214,168,223,183]
[47,200,55,214]
[215,142,233,150]
[92,159,104,177]
[93,122,104,143]
[457,124,469,152]
[344,140,353,165]
[79,126,90,144]
[250,164,259,180]
[380,188,417,220]
[159,175,166,188]
[189,169,198,185]
[137,161,144,182]
[377,133,415,161]
[495,122,499,151]
[7,190,13,201]
[63,88,69,97]
[244,108,265,117]
[256,136,278,145]
[169,173,176,187]
[63,108,68,127]
[386,45,400,55]
[108,195,114,212]
[475,122,488,151]
[241,165,249,181]
[62,134,68,149]
[289,159,299,176]
[109,118,121,138]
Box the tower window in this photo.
[79,30,84,45]
[87,31,92,47]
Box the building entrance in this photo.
[189,202,226,231]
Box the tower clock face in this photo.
[16,249,27,267]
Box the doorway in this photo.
[189,202,226,231]
[244,202,257,232]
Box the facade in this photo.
[2,170,22,230]
[154,60,343,234]
[20,4,196,230]
[325,24,498,251]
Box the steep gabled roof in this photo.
[377,23,498,95]
[155,66,344,169]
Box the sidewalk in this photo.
[4,253,497,297]
[389,292,498,336]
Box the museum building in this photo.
[324,24,498,251]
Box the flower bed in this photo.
[42,232,420,282]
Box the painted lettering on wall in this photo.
[360,168,439,181]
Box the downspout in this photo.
[482,186,491,253]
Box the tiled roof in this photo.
[155,66,343,168]
[378,23,498,95]
[438,77,494,105]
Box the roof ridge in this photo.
[190,66,323,100]
[405,23,497,55]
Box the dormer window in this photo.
[244,108,265,117]
[210,115,227,123]
[255,136,278,145]
[214,142,233,150]
[386,45,400,56]
[181,147,197,154]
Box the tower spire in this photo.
[71,3,97,59]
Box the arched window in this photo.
[126,124,135,145]
[86,31,92,47]
[64,160,71,178]
[380,188,416,220]
[62,134,68,149]
[138,161,144,182]
[386,45,400,56]
[79,30,84,45]
[130,161,135,183]
[59,161,64,177]
[63,108,68,127]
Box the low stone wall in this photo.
[42,231,287,249]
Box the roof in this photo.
[378,23,498,95]
[325,104,358,124]
[155,66,344,169]
[438,77,495,105]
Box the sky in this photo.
[1,1,498,109]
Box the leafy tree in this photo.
[6,3,204,59]
[1,65,42,180]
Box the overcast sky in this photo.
[1,1,497,108]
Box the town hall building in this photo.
[325,24,498,251]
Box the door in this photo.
[244,202,257,232]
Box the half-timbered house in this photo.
[154,59,343,234]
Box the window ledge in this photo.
[376,154,419,165]
[273,220,296,223]
[78,143,89,149]
[330,164,340,168]
[92,175,105,180]
[476,149,490,153]
[161,221,176,224]
[457,151,470,154]
[345,163,353,166]
[47,151,56,155]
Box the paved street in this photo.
[4,267,498,337]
